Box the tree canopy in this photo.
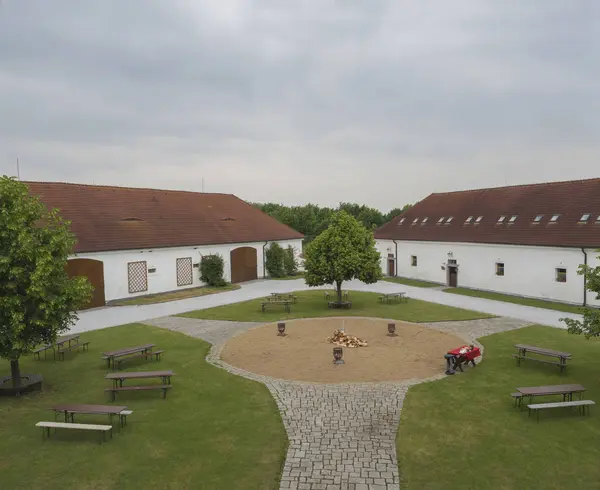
[252,201,412,245]
[561,252,600,338]
[303,210,382,303]
[0,176,92,386]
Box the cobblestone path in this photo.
[144,316,532,489]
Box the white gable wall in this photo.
[377,239,600,307]
[72,238,303,302]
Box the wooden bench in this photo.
[56,341,90,360]
[119,410,133,426]
[328,301,352,309]
[33,344,54,360]
[527,400,595,422]
[511,392,523,407]
[36,421,113,443]
[512,355,563,368]
[260,300,291,313]
[114,350,164,369]
[513,344,571,372]
[105,384,172,401]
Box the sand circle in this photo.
[220,317,468,383]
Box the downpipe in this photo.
[582,247,587,307]
[393,240,398,276]
[263,241,268,278]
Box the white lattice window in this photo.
[176,257,193,286]
[127,261,148,293]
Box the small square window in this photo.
[496,263,505,276]
[193,263,199,268]
[509,215,517,222]
[465,216,473,223]
[580,213,590,222]
[556,268,567,283]
[497,216,506,223]
[475,216,483,222]
[550,214,560,222]
[148,267,157,274]
[534,215,544,222]
[411,255,417,267]
[446,217,453,223]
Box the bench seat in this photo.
[114,350,164,369]
[56,341,90,360]
[105,384,172,401]
[119,410,133,426]
[36,421,113,442]
[260,301,291,313]
[527,400,595,421]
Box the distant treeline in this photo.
[251,201,412,244]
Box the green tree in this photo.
[560,251,600,337]
[265,242,286,278]
[283,245,298,276]
[0,176,92,388]
[304,210,382,304]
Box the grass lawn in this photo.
[444,287,584,314]
[0,323,286,490]
[178,290,494,323]
[109,284,240,306]
[383,276,441,288]
[398,325,600,490]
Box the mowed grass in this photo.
[0,323,286,490]
[398,325,600,490]
[178,290,494,323]
[109,284,240,306]
[444,287,585,314]
[383,276,441,288]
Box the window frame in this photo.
[495,262,505,276]
[410,255,418,267]
[555,268,567,283]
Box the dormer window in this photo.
[509,215,517,222]
[534,215,544,222]
[580,213,591,222]
[465,216,473,223]
[497,216,506,223]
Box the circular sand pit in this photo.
[220,317,468,383]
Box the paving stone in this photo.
[146,315,530,489]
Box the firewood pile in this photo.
[326,329,368,348]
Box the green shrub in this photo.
[283,245,298,276]
[200,254,226,286]
[265,243,286,278]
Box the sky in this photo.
[0,1,598,212]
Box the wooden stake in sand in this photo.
[327,329,368,348]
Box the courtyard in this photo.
[3,285,599,489]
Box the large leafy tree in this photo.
[0,176,92,388]
[561,252,600,338]
[304,210,382,304]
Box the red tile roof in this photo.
[25,181,303,253]
[375,178,600,248]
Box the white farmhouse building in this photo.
[375,178,600,307]
[26,181,304,309]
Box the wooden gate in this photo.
[387,255,395,276]
[230,247,258,283]
[66,259,106,310]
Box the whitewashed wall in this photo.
[377,239,600,307]
[72,238,303,302]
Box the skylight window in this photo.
[497,216,506,223]
[475,216,483,222]
[438,217,445,223]
[534,215,544,222]
[509,215,518,222]
[422,217,428,223]
[580,213,591,222]
[398,218,405,225]
[412,218,419,223]
[596,216,600,223]
[550,214,560,222]
[465,216,473,223]
[446,217,453,223]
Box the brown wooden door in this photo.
[66,259,106,309]
[448,266,458,287]
[230,247,258,283]
[387,259,395,276]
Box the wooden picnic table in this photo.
[324,290,349,301]
[34,334,85,360]
[515,383,586,410]
[513,344,572,372]
[51,403,127,426]
[378,292,407,304]
[105,370,175,388]
[269,292,298,303]
[102,344,156,369]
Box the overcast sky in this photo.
[0,1,598,211]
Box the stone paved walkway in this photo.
[144,316,532,490]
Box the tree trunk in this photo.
[10,359,21,388]
[336,281,342,303]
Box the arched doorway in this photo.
[66,259,106,309]
[230,247,258,283]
